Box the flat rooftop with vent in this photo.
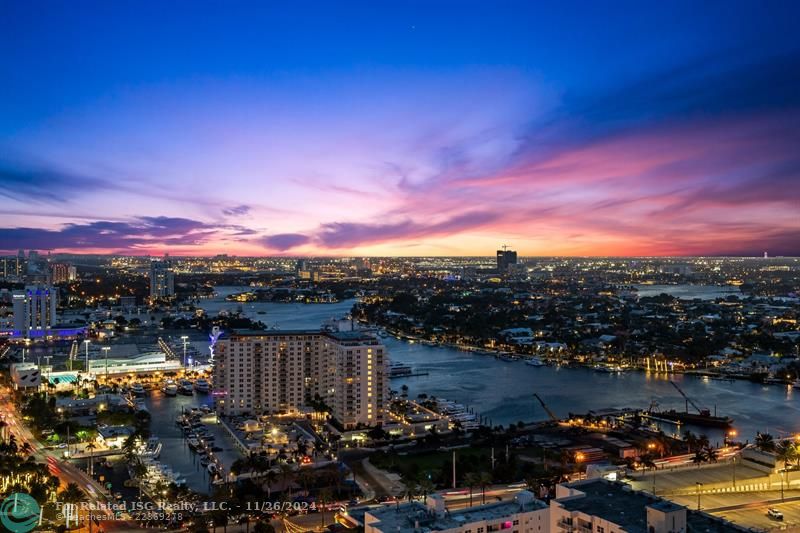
[364,492,549,533]
[552,479,745,533]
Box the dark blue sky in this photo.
[1,1,798,255]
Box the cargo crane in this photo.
[645,381,734,428]
[533,393,558,422]
[669,381,709,416]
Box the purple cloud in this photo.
[222,204,251,216]
[0,217,229,252]
[0,159,121,203]
[316,211,500,249]
[261,233,311,251]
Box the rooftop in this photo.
[227,328,381,344]
[558,480,744,533]
[367,493,546,533]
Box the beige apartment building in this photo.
[213,328,387,428]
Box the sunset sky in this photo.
[1,1,798,257]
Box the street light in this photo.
[696,482,704,510]
[83,339,91,373]
[181,335,189,369]
[102,346,111,379]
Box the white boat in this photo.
[526,358,545,367]
[793,379,800,389]
[137,437,162,459]
[130,383,146,396]
[162,381,178,396]
[194,378,210,393]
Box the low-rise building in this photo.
[551,479,744,533]
[364,492,548,533]
[96,425,133,448]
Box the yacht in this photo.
[389,363,413,378]
[162,381,178,397]
[178,379,194,395]
[137,437,162,459]
[525,357,545,367]
[130,383,146,396]
[194,378,210,393]
[793,379,800,389]
[134,399,149,413]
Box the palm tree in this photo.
[640,454,657,471]
[464,472,479,507]
[403,480,418,502]
[85,442,97,476]
[60,482,85,504]
[702,446,718,463]
[278,463,295,499]
[692,451,705,466]
[264,469,278,498]
[418,478,435,501]
[478,471,492,505]
[776,441,798,472]
[297,468,315,494]
[318,487,333,529]
[755,432,776,453]
[130,460,148,497]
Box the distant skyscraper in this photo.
[50,262,71,284]
[13,284,58,337]
[149,258,175,299]
[497,247,518,273]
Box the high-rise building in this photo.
[214,328,388,428]
[149,258,175,299]
[12,284,58,337]
[50,262,72,284]
[497,247,518,272]
[1,256,21,279]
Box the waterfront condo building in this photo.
[12,284,58,337]
[149,258,175,299]
[214,328,388,428]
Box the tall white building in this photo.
[214,328,388,428]
[149,259,175,299]
[12,284,58,337]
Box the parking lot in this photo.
[714,500,800,531]
[667,490,800,531]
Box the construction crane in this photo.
[669,381,710,416]
[533,393,558,422]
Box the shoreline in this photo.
[376,325,798,389]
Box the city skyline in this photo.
[1,2,799,257]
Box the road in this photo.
[1,385,144,531]
[668,490,800,531]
